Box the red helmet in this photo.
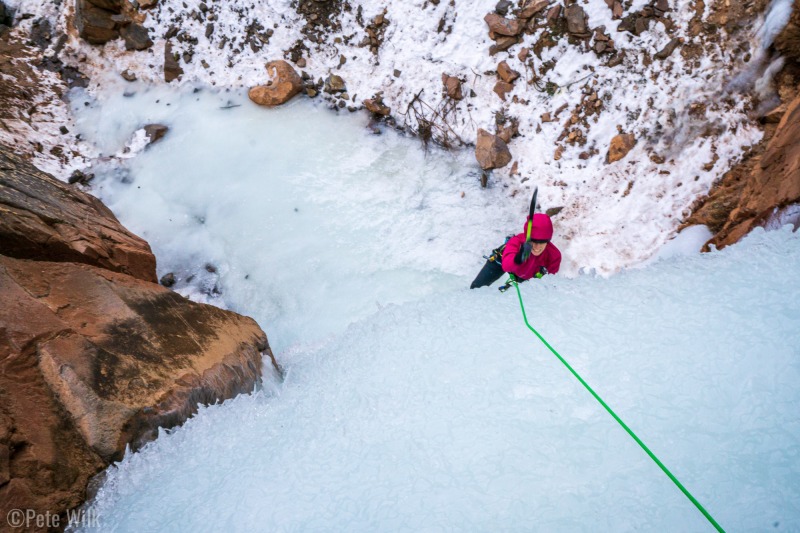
[524,213,553,242]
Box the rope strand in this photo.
[511,279,725,532]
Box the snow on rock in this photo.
[3,0,792,272]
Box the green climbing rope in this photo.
[510,279,725,532]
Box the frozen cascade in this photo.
[71,84,522,352]
[758,0,795,50]
[70,86,800,531]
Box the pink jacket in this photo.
[501,234,561,279]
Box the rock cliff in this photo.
[0,144,278,528]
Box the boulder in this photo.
[121,22,153,51]
[489,36,518,55]
[618,13,648,35]
[160,271,176,287]
[497,60,520,83]
[484,13,523,36]
[0,255,275,518]
[518,0,549,19]
[442,73,464,100]
[546,4,563,25]
[324,73,347,93]
[164,41,184,83]
[85,0,123,13]
[497,120,519,143]
[75,0,120,45]
[593,27,615,54]
[363,97,391,116]
[493,80,514,101]
[607,133,637,163]
[654,37,681,60]
[475,128,512,170]
[565,4,589,36]
[143,123,169,144]
[607,0,623,18]
[249,61,304,106]
[0,147,157,282]
[495,0,512,16]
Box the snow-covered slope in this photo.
[4,0,788,272]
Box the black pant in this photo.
[470,259,506,289]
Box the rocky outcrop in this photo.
[0,255,274,521]
[475,128,512,170]
[705,93,800,247]
[0,144,279,525]
[1,256,270,459]
[249,60,304,107]
[1,23,91,169]
[0,147,157,282]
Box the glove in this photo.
[520,241,533,263]
[515,241,533,264]
[534,266,548,279]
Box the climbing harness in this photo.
[508,277,725,533]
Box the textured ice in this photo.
[72,85,522,351]
[69,85,800,532]
[74,227,800,532]
[757,0,795,50]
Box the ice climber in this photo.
[470,212,561,290]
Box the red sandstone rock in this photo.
[497,60,520,83]
[607,133,637,163]
[493,80,514,101]
[248,60,304,107]
[0,148,157,282]
[442,73,464,100]
[475,128,512,170]
[75,0,121,45]
[713,93,800,246]
[517,0,549,19]
[484,13,524,37]
[0,255,276,523]
[0,144,279,526]
[364,97,391,116]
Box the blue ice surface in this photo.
[69,86,800,533]
[74,226,800,533]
